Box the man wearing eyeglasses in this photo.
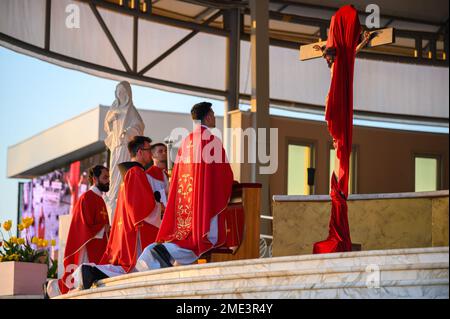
[100,135,163,270]
[70,136,164,290]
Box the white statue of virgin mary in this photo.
[104,81,145,221]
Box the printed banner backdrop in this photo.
[19,169,85,253]
[18,151,108,255]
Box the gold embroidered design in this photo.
[173,173,193,240]
[100,208,108,220]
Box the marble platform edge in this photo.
[273,190,449,202]
[98,261,449,289]
[136,279,450,300]
[96,263,449,293]
[60,262,449,299]
[60,279,449,299]
[64,279,449,299]
[96,246,449,286]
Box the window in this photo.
[415,156,440,192]
[287,144,313,195]
[329,147,357,194]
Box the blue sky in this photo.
[0,46,224,227]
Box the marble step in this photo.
[64,264,448,299]
[67,279,449,299]
[58,247,449,299]
[97,246,449,288]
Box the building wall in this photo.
[7,108,104,178]
[269,115,449,200]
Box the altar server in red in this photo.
[46,165,110,297]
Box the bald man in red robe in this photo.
[45,165,110,298]
[313,5,369,254]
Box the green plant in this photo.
[47,258,58,279]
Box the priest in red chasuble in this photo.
[135,102,242,270]
[99,135,163,272]
[45,165,110,297]
[62,136,164,292]
[313,5,370,254]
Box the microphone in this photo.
[154,191,161,203]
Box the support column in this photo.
[224,8,241,156]
[249,0,271,231]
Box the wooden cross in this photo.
[299,28,395,61]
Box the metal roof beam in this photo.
[89,1,133,72]
[45,0,51,50]
[79,0,228,36]
[269,0,446,27]
[138,9,223,75]
[0,32,226,98]
[181,0,248,10]
[194,7,217,21]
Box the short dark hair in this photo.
[151,143,166,153]
[128,136,153,157]
[88,165,107,185]
[191,102,212,122]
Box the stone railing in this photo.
[272,190,449,257]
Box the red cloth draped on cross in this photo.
[314,5,361,254]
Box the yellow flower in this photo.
[17,238,25,245]
[3,220,12,231]
[22,217,34,228]
[18,224,24,232]
[31,236,39,244]
[10,237,18,244]
[37,238,43,247]
[51,239,56,247]
[42,240,49,247]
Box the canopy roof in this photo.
[0,0,448,121]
